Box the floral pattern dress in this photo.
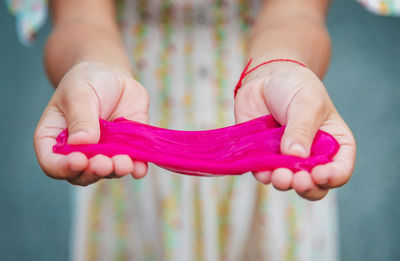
[11,0,397,260]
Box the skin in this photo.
[235,0,356,200]
[34,0,356,200]
[35,0,149,185]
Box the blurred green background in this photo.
[1,0,400,260]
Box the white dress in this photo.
[73,1,338,260]
[7,0,342,260]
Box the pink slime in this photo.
[53,115,339,176]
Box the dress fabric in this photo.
[4,0,47,45]
[357,0,400,15]
[6,0,341,260]
[4,0,400,47]
[72,1,338,260]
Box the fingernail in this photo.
[290,143,307,157]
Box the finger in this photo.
[60,87,100,145]
[271,168,293,191]
[253,171,272,185]
[66,152,88,173]
[292,170,328,201]
[35,136,84,179]
[292,170,314,193]
[87,154,113,177]
[280,91,327,158]
[107,82,149,179]
[132,161,148,179]
[34,106,89,179]
[312,139,356,188]
[312,116,357,188]
[292,171,329,201]
[293,178,329,201]
[296,184,329,201]
[67,170,102,186]
[112,155,134,176]
[291,170,328,201]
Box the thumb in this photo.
[280,93,326,158]
[61,89,101,145]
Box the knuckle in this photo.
[309,93,327,109]
[291,125,314,140]
[68,117,93,132]
[126,79,150,108]
[141,92,150,108]
[61,86,94,107]
[138,86,150,102]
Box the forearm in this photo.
[44,0,130,86]
[247,0,331,78]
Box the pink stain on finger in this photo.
[53,115,339,176]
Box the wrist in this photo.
[74,58,132,78]
[235,58,308,97]
[247,18,331,78]
[45,23,131,85]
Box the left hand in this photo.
[34,62,149,186]
[234,61,356,201]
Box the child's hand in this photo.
[234,62,356,201]
[34,62,149,186]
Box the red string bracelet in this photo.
[233,58,307,97]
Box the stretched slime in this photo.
[53,115,339,176]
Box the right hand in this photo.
[235,61,356,200]
[34,62,150,186]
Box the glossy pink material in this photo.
[53,115,339,176]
